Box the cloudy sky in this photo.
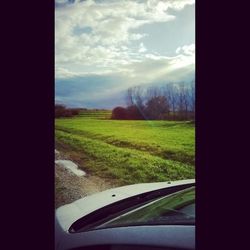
[55,0,195,108]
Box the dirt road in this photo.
[55,149,114,208]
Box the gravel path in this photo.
[55,149,114,208]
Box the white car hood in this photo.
[56,179,195,232]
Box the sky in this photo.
[55,0,195,108]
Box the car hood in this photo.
[56,179,195,232]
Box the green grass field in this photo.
[55,110,195,185]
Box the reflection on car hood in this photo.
[56,179,195,232]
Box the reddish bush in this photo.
[111,107,127,119]
[71,108,80,116]
[126,105,145,120]
[55,104,80,118]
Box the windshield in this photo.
[94,187,195,229]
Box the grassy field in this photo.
[55,110,195,185]
[77,110,112,119]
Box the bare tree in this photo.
[126,87,133,107]
[163,83,178,120]
[125,81,195,120]
[125,86,147,119]
[145,95,170,120]
[183,86,190,120]
[146,86,161,100]
[177,83,188,120]
[190,81,195,120]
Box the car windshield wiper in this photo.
[69,183,195,233]
[95,218,195,230]
[96,208,195,229]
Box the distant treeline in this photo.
[55,104,81,118]
[112,81,195,121]
[55,105,111,118]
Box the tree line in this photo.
[55,104,80,118]
[112,81,195,121]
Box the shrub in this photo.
[55,104,80,118]
[111,107,127,119]
[126,105,145,120]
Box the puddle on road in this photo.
[55,160,86,177]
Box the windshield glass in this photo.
[95,187,195,229]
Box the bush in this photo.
[71,108,80,116]
[111,105,146,120]
[126,105,145,120]
[55,104,80,118]
[111,107,127,119]
[144,96,169,120]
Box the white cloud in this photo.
[147,0,195,11]
[55,66,117,79]
[120,50,194,84]
[168,0,195,10]
[55,0,195,76]
[55,67,78,79]
[176,44,195,56]
[138,42,147,53]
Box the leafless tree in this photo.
[133,86,145,110]
[190,81,195,119]
[126,87,133,107]
[145,95,170,120]
[124,81,195,120]
[163,83,178,119]
[126,86,146,112]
